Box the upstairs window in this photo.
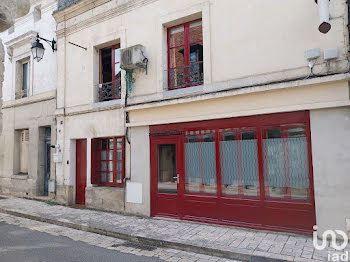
[98,44,121,102]
[91,137,125,187]
[22,62,29,98]
[168,19,203,90]
[15,59,30,99]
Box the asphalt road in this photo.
[0,221,161,262]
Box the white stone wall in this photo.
[0,0,57,196]
[53,0,349,111]
[0,0,57,102]
[310,107,350,237]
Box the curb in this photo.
[0,208,286,262]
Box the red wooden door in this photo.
[76,139,87,205]
[151,135,184,218]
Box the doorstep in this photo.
[0,195,343,262]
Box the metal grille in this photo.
[168,63,203,90]
[97,78,121,102]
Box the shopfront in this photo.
[150,111,316,234]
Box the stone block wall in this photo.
[86,187,125,212]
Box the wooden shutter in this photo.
[91,139,101,185]
[20,130,29,173]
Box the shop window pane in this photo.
[221,130,258,197]
[263,129,285,198]
[263,127,310,200]
[202,134,216,193]
[185,138,200,193]
[287,128,309,199]
[185,132,216,194]
[220,134,239,195]
[158,144,177,194]
[241,131,259,196]
[223,133,235,141]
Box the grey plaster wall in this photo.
[310,107,350,237]
[86,187,125,212]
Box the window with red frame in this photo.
[167,19,203,90]
[91,137,125,187]
[98,44,121,102]
[262,125,310,200]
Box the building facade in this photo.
[0,0,57,197]
[52,0,350,237]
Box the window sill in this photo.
[163,85,203,99]
[88,185,124,191]
[93,99,121,109]
[11,173,29,180]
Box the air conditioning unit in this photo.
[120,45,147,71]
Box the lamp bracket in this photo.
[36,33,57,52]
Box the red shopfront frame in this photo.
[150,111,316,234]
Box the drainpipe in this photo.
[315,0,331,34]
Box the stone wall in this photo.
[85,187,125,212]
[310,106,350,237]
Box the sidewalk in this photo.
[0,195,341,262]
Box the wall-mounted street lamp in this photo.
[31,33,57,62]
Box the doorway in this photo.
[76,139,87,205]
[43,127,51,196]
[150,136,183,218]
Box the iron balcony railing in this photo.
[168,62,204,90]
[97,77,121,102]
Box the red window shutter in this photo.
[91,139,101,185]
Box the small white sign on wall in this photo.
[53,152,63,163]
[126,182,143,204]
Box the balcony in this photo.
[97,78,121,102]
[168,62,204,90]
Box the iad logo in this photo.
[313,226,349,262]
